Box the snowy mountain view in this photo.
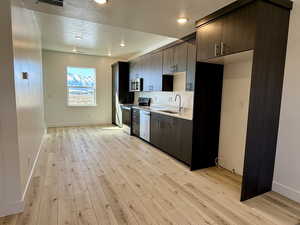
[67,67,96,106]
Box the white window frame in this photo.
[66,66,97,107]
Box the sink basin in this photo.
[159,110,179,114]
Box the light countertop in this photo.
[132,105,193,121]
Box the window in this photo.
[67,67,96,106]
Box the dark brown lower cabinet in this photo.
[132,108,140,137]
[150,112,193,166]
[121,107,131,127]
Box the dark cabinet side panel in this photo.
[192,62,224,170]
[241,2,291,201]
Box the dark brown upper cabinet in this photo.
[163,42,188,74]
[149,52,163,91]
[186,39,196,91]
[162,47,174,74]
[174,42,188,73]
[197,3,256,61]
[197,19,223,60]
[221,4,256,55]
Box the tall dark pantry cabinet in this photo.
[112,62,133,127]
[194,0,293,201]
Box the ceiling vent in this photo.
[37,0,63,7]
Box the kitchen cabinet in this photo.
[130,51,173,92]
[196,4,256,61]
[186,39,196,91]
[121,107,131,127]
[112,62,133,127]
[163,43,188,74]
[132,108,140,137]
[162,47,174,75]
[197,19,222,60]
[149,52,163,91]
[141,55,151,91]
[221,4,256,55]
[179,119,193,165]
[195,0,292,201]
[150,112,193,166]
[143,53,163,92]
[174,42,188,73]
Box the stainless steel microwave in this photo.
[130,78,143,92]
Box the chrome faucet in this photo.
[175,94,183,112]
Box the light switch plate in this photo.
[22,72,29,80]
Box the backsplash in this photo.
[134,91,194,109]
[134,72,194,109]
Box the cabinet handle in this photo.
[214,43,219,57]
[171,65,175,73]
[221,42,225,56]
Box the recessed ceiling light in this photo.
[94,0,107,4]
[177,17,189,24]
[75,35,82,40]
[108,52,112,56]
[120,43,125,47]
[72,47,78,52]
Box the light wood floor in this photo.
[1,126,300,225]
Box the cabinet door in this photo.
[186,39,196,91]
[129,60,136,80]
[197,19,222,61]
[167,117,181,158]
[122,108,131,126]
[150,52,163,91]
[173,42,188,73]
[179,119,193,165]
[221,5,256,55]
[132,109,140,136]
[150,113,162,148]
[141,55,151,91]
[134,57,142,78]
[163,47,174,74]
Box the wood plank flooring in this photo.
[1,126,300,225]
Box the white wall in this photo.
[0,0,22,217]
[218,59,252,175]
[43,50,120,127]
[273,0,300,203]
[12,0,45,194]
[0,0,45,217]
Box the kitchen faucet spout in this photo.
[175,94,183,112]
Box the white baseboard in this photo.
[47,121,110,128]
[0,201,24,217]
[273,181,300,203]
[21,129,46,202]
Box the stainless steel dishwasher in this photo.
[139,110,150,142]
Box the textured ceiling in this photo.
[24,0,235,38]
[35,12,177,59]
[24,0,237,59]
